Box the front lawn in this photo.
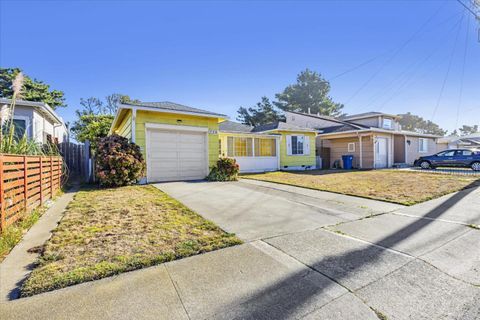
[21,185,241,297]
[243,170,480,205]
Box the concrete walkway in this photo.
[1,181,479,319]
[0,186,79,301]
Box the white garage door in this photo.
[147,128,207,182]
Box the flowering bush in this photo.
[207,157,240,181]
[95,135,145,187]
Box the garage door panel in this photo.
[147,128,208,182]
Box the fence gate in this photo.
[59,141,92,181]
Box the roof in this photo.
[121,101,227,118]
[251,121,318,133]
[219,120,253,133]
[342,112,399,121]
[0,98,64,125]
[320,123,369,134]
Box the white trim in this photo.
[347,142,355,152]
[131,108,137,143]
[144,122,208,132]
[319,128,440,138]
[359,135,363,168]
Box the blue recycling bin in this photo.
[342,155,354,170]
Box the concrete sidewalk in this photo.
[0,186,79,302]
[1,181,478,319]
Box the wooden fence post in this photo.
[50,156,53,199]
[23,156,28,212]
[0,155,5,231]
[39,156,43,205]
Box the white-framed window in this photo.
[254,138,276,157]
[10,115,29,140]
[348,142,355,152]
[419,138,428,153]
[382,118,392,129]
[287,135,310,156]
[291,135,304,155]
[226,137,277,157]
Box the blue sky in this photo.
[0,0,478,133]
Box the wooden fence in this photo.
[59,141,92,182]
[0,154,63,231]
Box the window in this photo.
[382,118,392,129]
[227,137,253,157]
[254,138,276,157]
[457,150,473,156]
[12,119,27,139]
[437,150,455,157]
[291,135,304,155]
[419,138,428,153]
[348,142,355,152]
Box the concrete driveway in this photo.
[1,180,479,319]
[154,179,402,241]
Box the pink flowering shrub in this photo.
[95,135,145,187]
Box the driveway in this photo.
[1,180,479,319]
[154,179,402,241]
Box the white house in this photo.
[0,98,68,144]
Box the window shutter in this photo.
[304,136,310,155]
[286,135,292,156]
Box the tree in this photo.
[398,113,447,136]
[458,124,479,136]
[275,69,344,117]
[70,114,114,149]
[236,97,285,126]
[0,68,66,109]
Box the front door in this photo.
[375,137,388,168]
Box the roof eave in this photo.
[118,103,229,120]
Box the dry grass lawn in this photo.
[21,185,241,297]
[243,170,480,205]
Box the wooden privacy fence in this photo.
[0,154,63,231]
[59,141,92,181]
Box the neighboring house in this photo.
[0,98,68,144]
[109,101,319,182]
[110,101,227,182]
[436,133,480,151]
[286,111,440,169]
[218,120,317,173]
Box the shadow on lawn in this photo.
[220,180,480,319]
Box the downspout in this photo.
[357,132,363,169]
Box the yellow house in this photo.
[109,101,227,183]
[110,101,318,182]
[218,120,318,172]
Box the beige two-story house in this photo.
[286,111,440,169]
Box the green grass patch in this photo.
[21,185,242,297]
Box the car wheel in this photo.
[472,162,480,171]
[420,161,431,170]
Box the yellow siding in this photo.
[135,110,220,168]
[278,131,316,168]
[116,109,132,140]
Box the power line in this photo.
[456,0,480,19]
[343,1,446,108]
[431,13,465,121]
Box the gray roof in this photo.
[320,123,369,134]
[218,120,317,134]
[251,121,317,133]
[342,112,398,120]
[219,120,253,133]
[0,98,64,125]
[123,101,227,118]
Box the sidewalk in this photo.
[0,186,79,301]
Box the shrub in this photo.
[207,158,240,181]
[95,135,145,187]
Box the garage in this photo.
[146,124,208,182]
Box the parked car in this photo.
[414,149,480,171]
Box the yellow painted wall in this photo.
[278,131,317,168]
[116,109,132,140]
[135,110,220,168]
